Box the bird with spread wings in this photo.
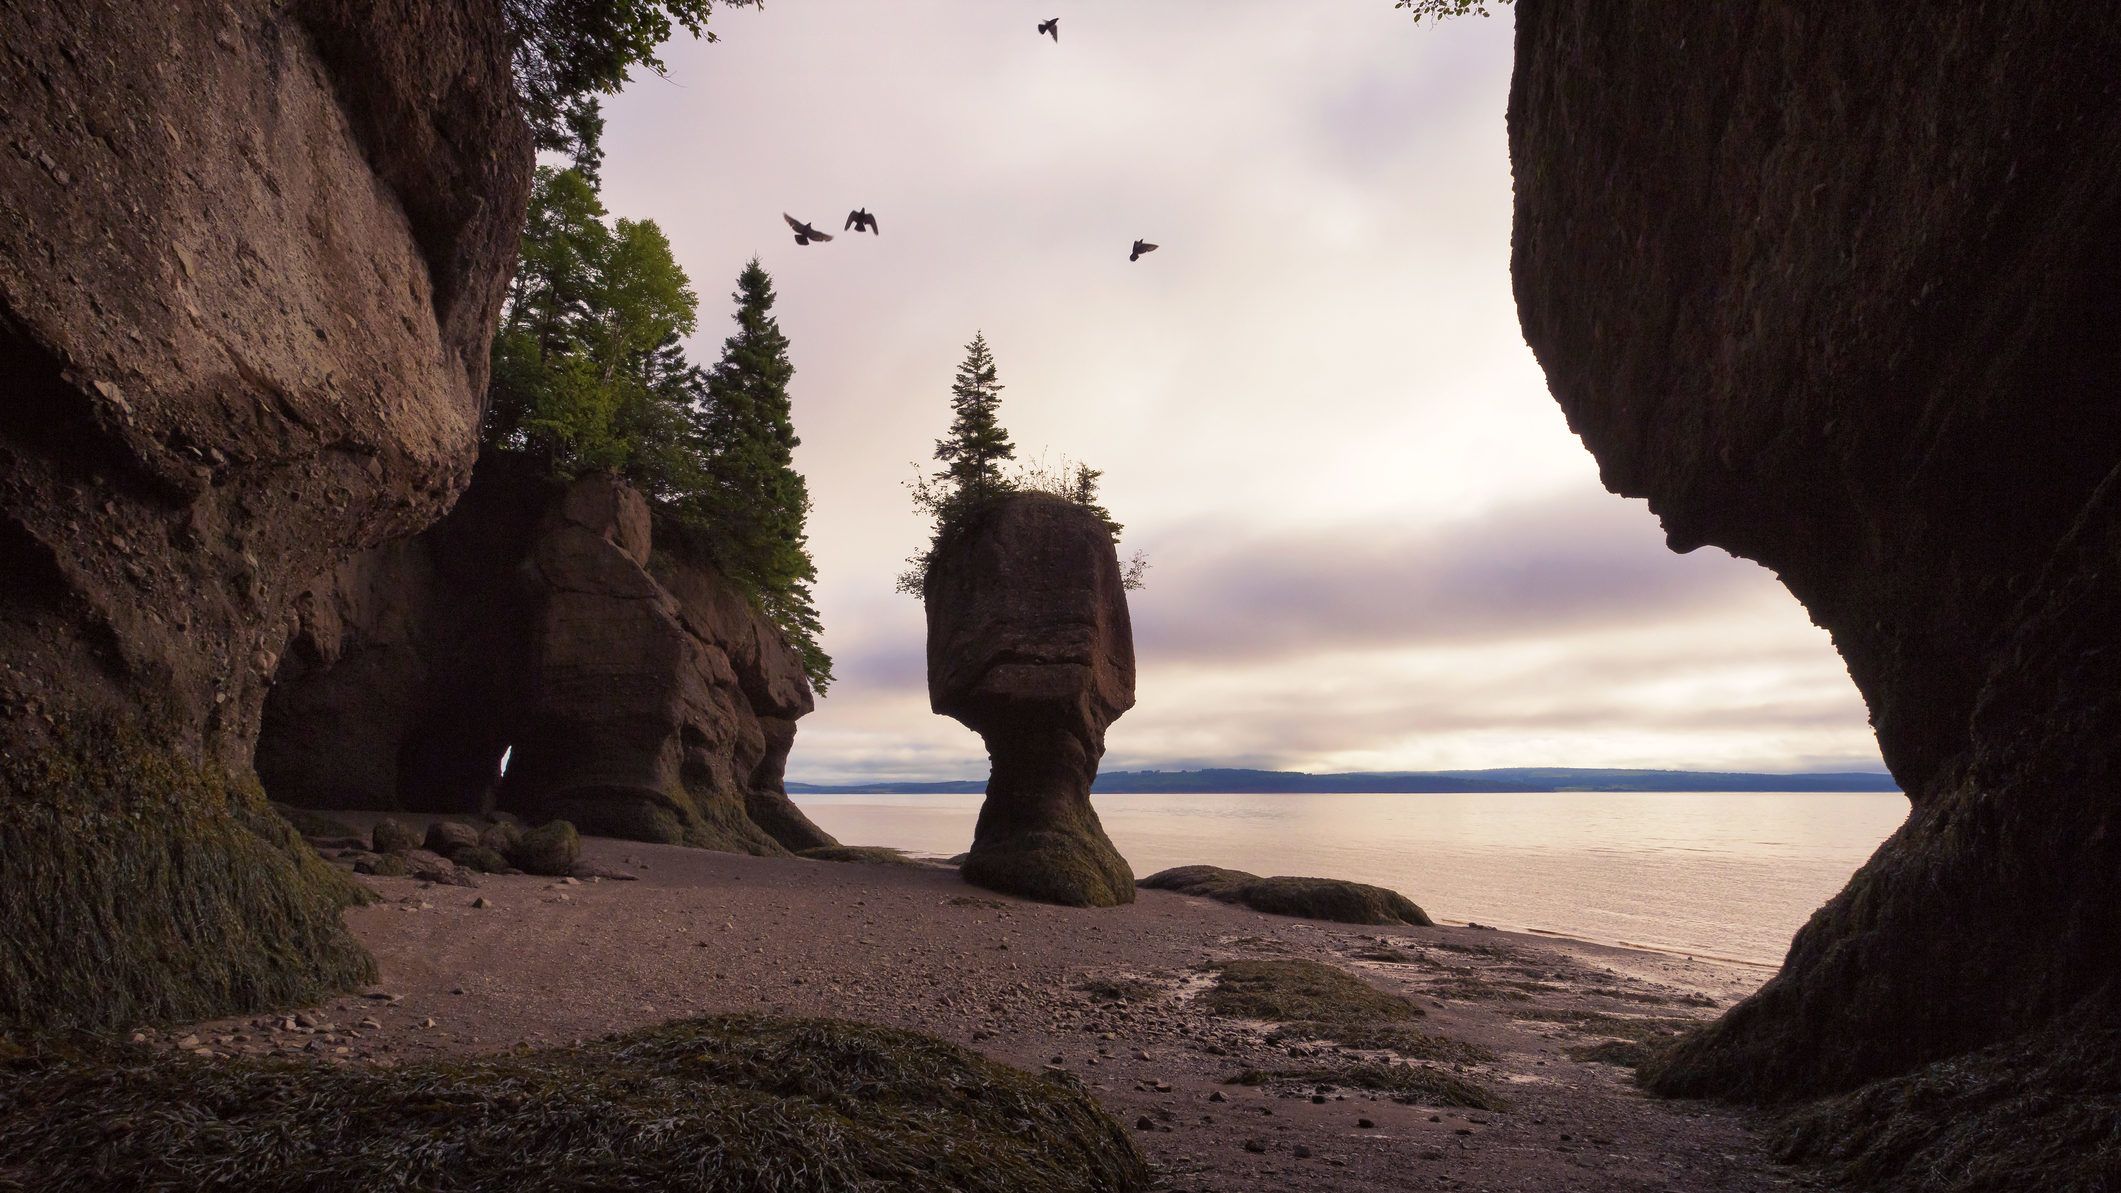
[845,208,880,235]
[783,213,834,245]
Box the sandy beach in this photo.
[151,821,1818,1193]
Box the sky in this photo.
[595,2,1887,785]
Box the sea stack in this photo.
[926,491,1138,906]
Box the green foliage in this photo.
[898,335,1147,596]
[503,1,760,178]
[682,261,832,691]
[0,715,374,1033]
[0,1015,1153,1192]
[487,173,831,693]
[1395,0,1509,19]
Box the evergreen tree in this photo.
[689,260,831,691]
[935,332,1017,506]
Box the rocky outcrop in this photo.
[1510,0,2121,1111]
[0,1,529,1030]
[1140,866,1432,926]
[259,462,833,855]
[926,492,1137,907]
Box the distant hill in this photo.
[786,766,1902,795]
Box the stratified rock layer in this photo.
[259,463,832,855]
[0,0,529,1029]
[1510,1,2121,1100]
[926,493,1137,907]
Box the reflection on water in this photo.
[793,791,1908,966]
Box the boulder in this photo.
[925,492,1137,907]
[1510,0,2121,1120]
[371,820,420,856]
[1139,866,1431,926]
[423,821,483,856]
[510,820,581,877]
[0,0,529,1031]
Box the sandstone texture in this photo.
[1510,0,2121,1113]
[260,463,833,855]
[0,0,529,1029]
[926,492,1137,907]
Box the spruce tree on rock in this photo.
[936,332,1017,511]
[693,259,831,690]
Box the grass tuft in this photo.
[0,1014,1152,1192]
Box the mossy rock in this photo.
[0,1014,1153,1192]
[530,787,788,856]
[799,845,926,866]
[1140,865,1430,926]
[0,716,374,1032]
[424,821,482,855]
[270,805,360,841]
[961,828,1135,908]
[371,819,419,855]
[477,821,522,854]
[354,854,410,878]
[510,820,581,876]
[1201,959,1422,1024]
[451,846,512,874]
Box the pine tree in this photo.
[692,259,832,691]
[935,332,1017,508]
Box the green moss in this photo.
[1270,1020,1495,1064]
[1139,865,1430,926]
[508,820,581,876]
[354,854,409,878]
[1201,960,1422,1024]
[370,819,418,854]
[961,828,1135,908]
[451,846,512,874]
[270,806,360,841]
[1769,1028,2121,1193]
[798,845,925,866]
[0,716,374,1033]
[1226,1063,1505,1110]
[536,786,789,856]
[0,1014,1152,1192]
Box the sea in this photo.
[792,791,1909,967]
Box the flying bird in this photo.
[845,208,880,235]
[1037,17,1058,42]
[783,213,834,245]
[1129,239,1158,262]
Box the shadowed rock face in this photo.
[0,0,529,1029]
[926,492,1136,907]
[1511,1,2121,1100]
[259,464,833,855]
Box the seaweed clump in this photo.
[0,717,374,1032]
[1768,1028,2121,1193]
[1140,866,1431,926]
[0,1015,1151,1193]
[1202,959,1421,1023]
[799,845,929,866]
[1226,1063,1504,1111]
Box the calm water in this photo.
[793,791,1909,966]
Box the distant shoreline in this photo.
[788,767,1902,796]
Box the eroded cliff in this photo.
[0,0,530,1029]
[259,461,833,855]
[1509,0,2121,1163]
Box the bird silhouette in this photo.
[845,208,880,235]
[1130,239,1159,262]
[783,213,834,245]
[1037,17,1058,42]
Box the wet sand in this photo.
[170,825,1820,1192]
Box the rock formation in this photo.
[258,460,834,855]
[0,0,529,1029]
[1510,0,2121,1110]
[926,492,1137,906]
